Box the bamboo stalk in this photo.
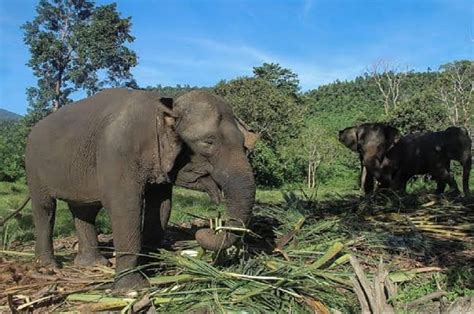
[223,272,285,281]
[308,242,344,270]
[0,250,35,257]
[17,294,57,310]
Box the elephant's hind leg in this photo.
[68,203,110,266]
[433,165,459,196]
[31,191,58,267]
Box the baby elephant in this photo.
[381,127,472,196]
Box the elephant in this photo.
[380,126,472,196]
[338,123,401,193]
[25,88,257,292]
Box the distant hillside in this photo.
[0,109,22,121]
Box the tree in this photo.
[215,77,305,148]
[22,0,137,123]
[215,77,306,186]
[436,60,473,131]
[145,84,210,98]
[253,63,300,95]
[368,60,407,115]
[0,120,28,181]
[385,92,448,133]
[281,122,344,188]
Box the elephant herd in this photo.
[24,88,472,292]
[339,123,472,196]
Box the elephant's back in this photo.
[25,88,157,200]
[27,89,156,145]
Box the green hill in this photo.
[0,109,22,121]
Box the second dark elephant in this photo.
[339,123,401,193]
[25,89,257,292]
[380,126,472,195]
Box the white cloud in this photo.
[134,36,368,90]
[184,37,272,61]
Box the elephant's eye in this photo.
[203,136,216,146]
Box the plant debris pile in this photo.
[0,193,473,312]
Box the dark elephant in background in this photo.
[380,126,472,196]
[339,123,401,193]
[25,88,256,291]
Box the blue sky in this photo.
[0,0,472,115]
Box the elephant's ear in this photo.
[157,98,182,176]
[385,126,401,150]
[339,126,358,152]
[235,116,259,152]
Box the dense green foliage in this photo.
[0,120,28,181]
[23,0,137,125]
[145,84,210,98]
[2,57,472,187]
[253,62,301,96]
[214,72,306,186]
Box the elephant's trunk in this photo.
[195,157,255,251]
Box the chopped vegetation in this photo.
[1,183,472,312]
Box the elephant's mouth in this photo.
[199,175,223,204]
[173,168,223,204]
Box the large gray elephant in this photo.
[338,123,401,193]
[380,126,472,195]
[25,89,256,291]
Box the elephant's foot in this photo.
[143,237,164,250]
[74,252,110,267]
[112,272,149,294]
[36,254,61,269]
[446,189,461,197]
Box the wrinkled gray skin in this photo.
[380,127,472,196]
[339,123,401,194]
[25,89,256,292]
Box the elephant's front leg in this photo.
[363,170,375,194]
[359,164,367,193]
[391,172,408,194]
[143,183,172,249]
[105,187,149,292]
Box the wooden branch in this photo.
[350,255,377,311]
[351,276,371,314]
[406,291,447,308]
[0,196,31,227]
[350,255,396,314]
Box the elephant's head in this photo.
[339,123,400,179]
[164,91,257,251]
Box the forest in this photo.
[1,60,472,187]
[0,0,473,312]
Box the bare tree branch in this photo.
[436,61,473,131]
[369,60,407,115]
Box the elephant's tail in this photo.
[0,195,31,227]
